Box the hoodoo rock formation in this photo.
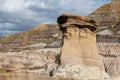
[54,14,110,80]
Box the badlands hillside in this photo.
[0,0,120,80]
[0,24,62,52]
[89,0,120,80]
[89,0,120,34]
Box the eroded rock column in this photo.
[54,14,111,80]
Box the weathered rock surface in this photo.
[89,1,120,80]
[0,48,60,74]
[54,14,110,80]
[57,14,97,31]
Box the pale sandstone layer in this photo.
[0,48,60,74]
[54,14,110,80]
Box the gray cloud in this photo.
[0,0,110,37]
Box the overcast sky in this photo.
[0,0,111,37]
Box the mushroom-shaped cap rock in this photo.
[57,14,97,31]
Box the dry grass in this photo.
[94,1,120,21]
[0,24,58,44]
[0,34,19,43]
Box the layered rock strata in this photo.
[54,14,110,80]
[0,48,60,74]
[89,1,120,80]
[96,35,120,80]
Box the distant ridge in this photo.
[0,24,61,52]
[89,1,120,35]
[112,0,120,1]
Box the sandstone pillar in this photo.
[54,14,111,80]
